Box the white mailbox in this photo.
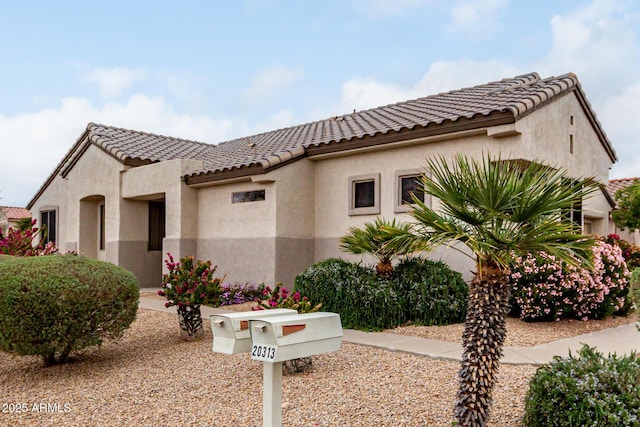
[210,309,297,355]
[249,312,343,363]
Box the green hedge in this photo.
[294,257,467,331]
[393,258,468,326]
[523,345,640,426]
[631,268,640,310]
[0,255,139,366]
[293,258,403,330]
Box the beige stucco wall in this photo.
[195,160,316,288]
[516,91,613,235]
[311,92,615,280]
[196,176,276,286]
[30,146,204,287]
[29,91,616,289]
[516,93,612,183]
[312,131,520,280]
[30,144,125,256]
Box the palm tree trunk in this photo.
[455,262,511,427]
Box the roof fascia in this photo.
[600,184,616,208]
[184,164,266,186]
[26,127,91,209]
[183,111,515,186]
[572,87,617,163]
[306,111,514,157]
[184,150,305,187]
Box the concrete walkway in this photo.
[139,290,639,366]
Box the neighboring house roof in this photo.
[27,72,616,208]
[609,178,639,203]
[1,206,32,221]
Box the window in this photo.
[40,210,56,245]
[348,173,380,215]
[570,197,583,227]
[232,190,266,203]
[562,178,583,228]
[395,170,428,213]
[569,134,574,154]
[148,201,165,251]
[99,204,105,250]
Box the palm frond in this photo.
[339,217,413,262]
[387,152,598,273]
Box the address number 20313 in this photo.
[251,344,277,362]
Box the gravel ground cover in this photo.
[0,305,636,427]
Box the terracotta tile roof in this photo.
[27,71,615,207]
[193,71,602,177]
[1,206,31,220]
[609,178,639,201]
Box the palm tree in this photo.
[383,153,597,427]
[340,217,412,277]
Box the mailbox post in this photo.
[250,312,343,427]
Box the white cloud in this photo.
[599,81,640,179]
[241,65,304,106]
[533,0,640,179]
[537,0,638,100]
[83,67,148,97]
[0,95,233,208]
[324,59,519,118]
[413,60,520,95]
[251,110,296,134]
[447,0,508,37]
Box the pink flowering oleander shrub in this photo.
[605,233,640,270]
[0,220,58,256]
[509,241,631,321]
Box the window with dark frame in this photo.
[400,175,425,205]
[354,180,375,208]
[348,173,380,215]
[99,204,105,250]
[394,170,428,213]
[40,210,56,245]
[232,190,266,203]
[148,201,165,251]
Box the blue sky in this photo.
[1,0,639,207]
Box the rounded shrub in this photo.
[294,258,404,331]
[523,344,640,427]
[393,258,467,325]
[294,257,467,330]
[0,254,139,366]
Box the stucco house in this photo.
[609,177,640,245]
[0,206,32,238]
[26,72,617,287]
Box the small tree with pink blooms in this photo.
[0,220,58,256]
[158,253,225,340]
